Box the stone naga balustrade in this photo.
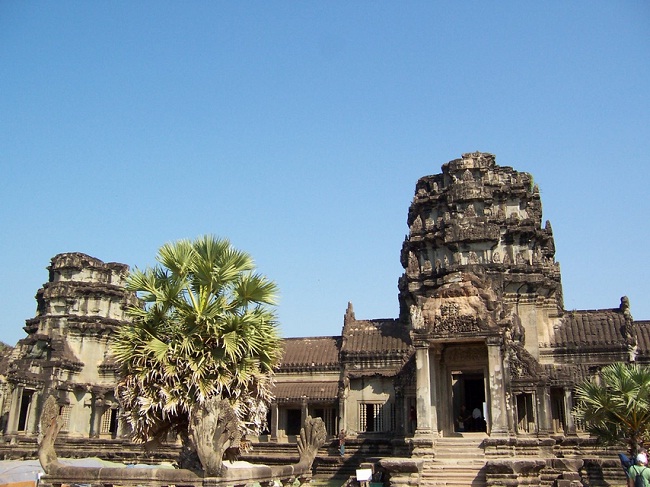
[37,396,327,487]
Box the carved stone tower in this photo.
[399,152,563,351]
[398,152,564,438]
[4,253,137,439]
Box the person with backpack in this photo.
[628,452,650,487]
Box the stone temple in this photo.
[1,152,647,485]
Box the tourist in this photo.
[472,407,483,432]
[627,452,650,486]
[339,429,346,456]
[456,405,470,432]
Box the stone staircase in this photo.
[242,437,396,478]
[420,436,487,486]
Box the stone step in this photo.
[426,460,486,468]
[418,438,487,487]
[420,467,486,487]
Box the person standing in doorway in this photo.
[456,405,470,432]
[339,429,346,456]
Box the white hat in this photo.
[637,452,648,465]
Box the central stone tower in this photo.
[398,152,565,437]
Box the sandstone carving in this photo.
[189,397,241,476]
[4,152,645,487]
[38,394,326,486]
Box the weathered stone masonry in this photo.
[2,253,138,440]
[1,152,649,486]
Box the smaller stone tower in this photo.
[4,253,137,439]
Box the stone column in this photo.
[26,392,42,434]
[394,386,405,435]
[414,345,433,436]
[338,378,348,433]
[7,385,24,434]
[429,346,441,436]
[563,388,577,435]
[270,402,279,442]
[300,398,308,429]
[90,396,104,438]
[486,337,509,436]
[537,385,553,436]
[117,408,129,438]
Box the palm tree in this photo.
[112,235,282,472]
[573,362,650,456]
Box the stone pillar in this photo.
[414,345,433,436]
[7,385,24,434]
[399,394,406,435]
[429,346,441,436]
[270,402,279,442]
[26,392,42,434]
[117,408,129,438]
[563,388,577,435]
[537,385,553,436]
[394,386,405,435]
[300,398,308,429]
[486,337,509,436]
[338,378,348,433]
[90,396,104,438]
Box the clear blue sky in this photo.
[1,2,649,347]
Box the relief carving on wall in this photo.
[433,303,482,335]
[411,215,423,233]
[410,305,426,330]
[407,251,419,277]
[445,344,487,365]
[462,169,474,182]
[506,343,542,380]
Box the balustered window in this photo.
[59,405,72,432]
[358,402,390,432]
[100,408,118,436]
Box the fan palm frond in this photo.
[574,362,650,455]
[113,235,281,445]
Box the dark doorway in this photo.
[109,408,119,438]
[452,372,486,432]
[286,408,301,436]
[17,390,33,432]
[550,387,566,433]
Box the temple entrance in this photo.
[452,371,487,432]
[441,343,489,435]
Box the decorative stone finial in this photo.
[345,302,355,324]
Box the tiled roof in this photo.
[636,321,650,355]
[550,309,627,349]
[279,336,340,370]
[343,319,411,354]
[271,381,339,403]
